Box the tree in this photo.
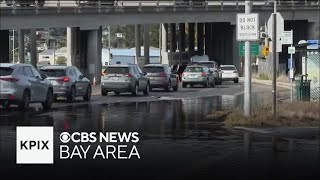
[56,56,66,65]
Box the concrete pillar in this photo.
[179,23,185,52]
[169,23,176,65]
[79,30,88,72]
[67,27,80,67]
[67,27,74,66]
[232,25,241,74]
[144,24,150,64]
[0,30,9,63]
[205,23,212,59]
[135,24,141,64]
[197,23,204,55]
[188,23,195,54]
[86,27,102,84]
[307,22,319,40]
[30,29,37,67]
[18,29,25,63]
[161,24,168,52]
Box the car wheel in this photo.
[234,79,239,83]
[67,86,76,103]
[143,83,150,96]
[165,81,171,92]
[173,82,178,91]
[204,79,209,88]
[132,84,139,96]
[42,89,53,111]
[114,92,120,95]
[83,85,92,101]
[190,84,194,88]
[18,90,30,110]
[101,89,108,96]
[182,82,187,88]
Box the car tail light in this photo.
[159,72,166,77]
[8,94,15,100]
[123,73,133,77]
[58,77,70,82]
[201,72,206,77]
[0,77,19,82]
[182,73,185,77]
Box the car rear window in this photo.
[40,69,66,77]
[220,66,236,71]
[143,66,164,73]
[0,67,13,76]
[197,62,214,68]
[105,67,129,74]
[184,67,204,72]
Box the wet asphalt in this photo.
[0,81,319,179]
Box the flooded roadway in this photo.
[0,84,319,179]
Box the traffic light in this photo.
[261,46,269,58]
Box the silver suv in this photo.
[40,66,92,102]
[0,63,53,110]
[182,65,215,88]
[101,64,150,96]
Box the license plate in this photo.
[189,74,197,78]
[149,77,154,80]
[51,80,59,85]
[112,77,119,80]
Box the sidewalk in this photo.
[252,78,294,90]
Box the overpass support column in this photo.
[178,23,185,64]
[169,23,176,65]
[135,24,141,64]
[197,23,204,55]
[67,27,80,67]
[86,27,102,84]
[307,22,319,40]
[18,29,25,63]
[161,23,168,64]
[188,23,195,56]
[232,25,240,74]
[205,23,212,59]
[0,30,9,63]
[144,24,150,64]
[30,29,37,67]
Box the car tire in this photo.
[131,84,139,96]
[67,86,76,103]
[204,79,209,88]
[173,82,178,91]
[165,81,171,92]
[18,90,30,110]
[211,79,215,88]
[234,79,239,83]
[83,85,92,101]
[182,82,187,88]
[114,92,120,95]
[143,83,150,96]
[42,89,53,111]
[101,89,108,96]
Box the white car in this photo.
[220,65,239,83]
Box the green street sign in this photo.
[239,44,259,56]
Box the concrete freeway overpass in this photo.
[0,1,319,84]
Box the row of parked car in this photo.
[0,62,239,110]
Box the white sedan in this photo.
[220,65,239,83]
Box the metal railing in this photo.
[1,1,319,9]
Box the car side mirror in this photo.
[79,75,84,79]
[40,73,47,80]
[142,72,147,76]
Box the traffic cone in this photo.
[93,77,96,86]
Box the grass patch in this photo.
[207,102,320,128]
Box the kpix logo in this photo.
[16,126,54,164]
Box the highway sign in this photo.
[307,40,319,49]
[236,13,259,41]
[281,30,293,45]
[288,46,295,54]
[267,13,284,52]
[239,44,259,56]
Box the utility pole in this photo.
[244,0,252,116]
[12,29,15,63]
[108,26,111,65]
[272,0,277,116]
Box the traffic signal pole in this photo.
[244,1,252,116]
[272,1,277,116]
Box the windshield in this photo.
[104,67,129,74]
[184,67,204,72]
[40,69,66,77]
[197,62,214,68]
[220,66,236,71]
[143,66,164,73]
[0,67,13,76]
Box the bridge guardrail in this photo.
[1,1,319,9]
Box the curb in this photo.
[252,78,293,90]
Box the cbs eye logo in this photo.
[59,132,71,143]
